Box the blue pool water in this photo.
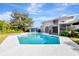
[18,33,60,44]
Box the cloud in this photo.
[0,11,12,22]
[46,3,79,14]
[33,16,54,22]
[46,4,69,14]
[27,3,44,14]
[59,3,79,6]
[55,3,79,7]
[33,16,54,28]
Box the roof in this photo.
[69,19,79,24]
[42,15,75,24]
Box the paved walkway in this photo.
[0,33,79,56]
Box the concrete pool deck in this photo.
[0,33,79,56]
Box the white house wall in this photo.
[41,21,54,32]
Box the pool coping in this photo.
[0,32,79,56]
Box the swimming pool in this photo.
[18,33,60,44]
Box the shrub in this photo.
[1,29,23,33]
[75,29,79,32]
[60,30,70,37]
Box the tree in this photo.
[0,20,10,32]
[10,11,33,31]
[0,20,5,30]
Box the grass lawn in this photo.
[0,33,8,44]
[72,38,79,44]
[0,32,26,44]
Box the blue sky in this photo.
[0,3,79,28]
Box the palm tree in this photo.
[69,25,76,37]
